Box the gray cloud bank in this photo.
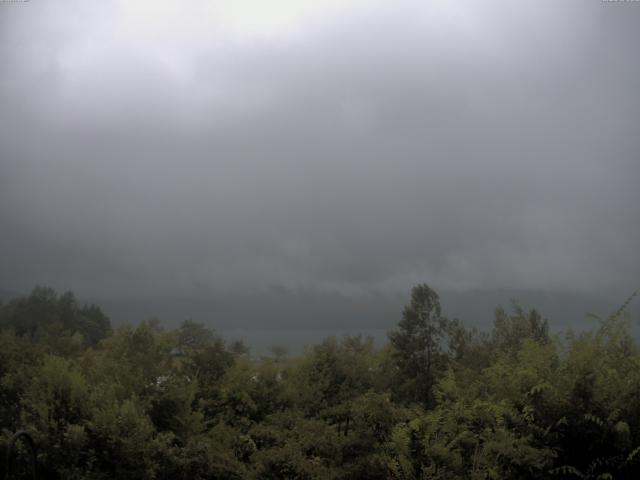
[1,0,639,310]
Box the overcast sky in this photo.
[1,0,638,302]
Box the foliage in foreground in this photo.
[1,285,639,479]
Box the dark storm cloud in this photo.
[1,0,638,301]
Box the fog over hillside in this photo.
[1,1,638,344]
[3,287,635,353]
[94,289,637,352]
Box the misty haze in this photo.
[1,1,639,479]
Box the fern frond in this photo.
[549,465,584,477]
[584,413,605,428]
[627,445,640,462]
[610,290,639,321]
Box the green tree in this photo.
[388,284,449,408]
[20,355,92,479]
[0,287,111,352]
[492,302,549,357]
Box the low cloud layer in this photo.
[1,0,638,301]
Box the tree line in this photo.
[0,285,639,479]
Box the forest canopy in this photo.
[1,285,639,479]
